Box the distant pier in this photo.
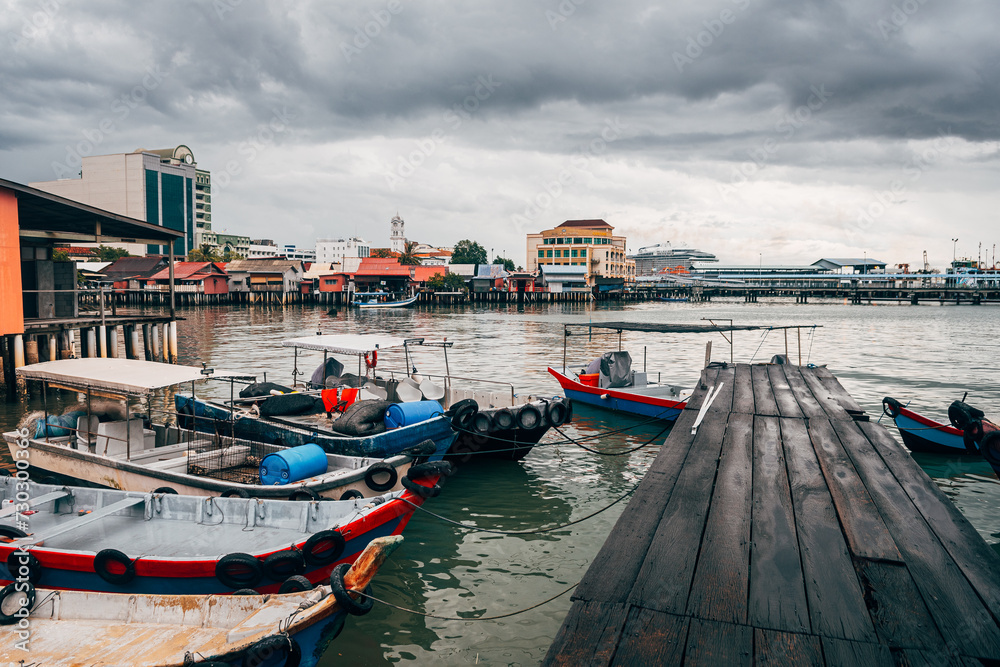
[544,363,1000,665]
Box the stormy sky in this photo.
[1,0,998,268]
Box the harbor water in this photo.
[2,299,999,665]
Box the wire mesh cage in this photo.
[185,435,283,485]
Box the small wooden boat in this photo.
[882,396,977,454]
[0,535,401,667]
[548,367,687,421]
[353,293,419,308]
[4,359,427,500]
[0,468,444,594]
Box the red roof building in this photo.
[146,261,229,294]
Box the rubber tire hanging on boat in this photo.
[0,526,28,540]
[219,487,251,499]
[471,412,493,435]
[401,475,441,499]
[216,552,264,589]
[262,550,306,581]
[364,462,398,492]
[301,529,346,566]
[232,589,261,595]
[406,461,454,480]
[242,634,302,667]
[545,400,569,428]
[176,402,194,430]
[329,562,375,616]
[0,582,35,625]
[6,550,42,585]
[492,408,515,431]
[288,487,320,502]
[152,486,178,495]
[449,399,479,432]
[278,575,313,594]
[980,431,1000,467]
[515,404,543,430]
[93,548,136,585]
[882,396,903,419]
[339,489,364,501]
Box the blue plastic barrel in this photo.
[259,443,328,485]
[384,401,443,429]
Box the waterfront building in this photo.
[538,265,590,293]
[281,244,316,262]
[197,231,250,258]
[629,242,718,276]
[224,258,304,297]
[248,239,281,259]
[525,219,635,287]
[316,237,370,264]
[145,261,229,296]
[389,214,406,254]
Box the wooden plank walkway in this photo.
[544,363,1000,666]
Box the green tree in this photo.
[398,241,422,266]
[95,245,131,261]
[451,239,487,265]
[221,249,245,262]
[188,244,223,262]
[52,248,71,261]
[492,256,515,272]
[427,272,468,291]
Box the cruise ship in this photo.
[629,243,718,275]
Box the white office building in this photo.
[316,237,370,264]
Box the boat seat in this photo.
[76,415,100,450]
[96,420,156,458]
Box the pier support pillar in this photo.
[168,321,178,364]
[13,334,25,369]
[151,325,161,362]
[98,325,107,358]
[48,335,57,362]
[24,338,38,366]
[86,328,97,358]
[109,326,119,358]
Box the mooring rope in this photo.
[353,581,580,621]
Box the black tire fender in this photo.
[219,487,251,499]
[406,461,454,480]
[329,562,375,616]
[471,412,493,435]
[176,402,194,430]
[882,396,903,419]
[262,550,306,582]
[232,588,261,595]
[93,548,136,586]
[0,582,35,625]
[401,475,441,499]
[302,529,346,566]
[492,408,515,431]
[339,489,364,501]
[216,552,263,589]
[289,487,321,502]
[364,462,398,492]
[152,486,178,495]
[0,526,28,540]
[449,399,479,431]
[5,550,42,585]
[545,400,569,428]
[278,574,313,594]
[242,634,302,667]
[515,404,543,430]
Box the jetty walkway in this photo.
[545,363,1000,665]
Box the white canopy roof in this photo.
[282,334,411,355]
[16,358,255,395]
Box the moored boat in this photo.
[548,366,687,421]
[0,467,445,594]
[353,292,419,308]
[0,535,402,667]
[881,396,978,454]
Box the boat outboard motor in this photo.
[311,358,345,388]
[600,351,633,388]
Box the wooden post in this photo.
[24,338,39,365]
[704,340,712,368]
[98,325,107,358]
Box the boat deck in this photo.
[544,363,1000,665]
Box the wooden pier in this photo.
[544,363,1000,665]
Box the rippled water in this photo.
[2,299,999,665]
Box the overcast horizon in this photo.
[1,0,998,269]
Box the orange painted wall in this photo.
[0,188,24,335]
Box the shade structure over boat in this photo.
[282,334,412,355]
[568,321,819,334]
[15,358,255,396]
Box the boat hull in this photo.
[886,402,972,455]
[547,368,685,421]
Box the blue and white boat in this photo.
[882,396,977,455]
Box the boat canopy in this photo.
[282,334,413,355]
[566,322,818,334]
[15,358,254,395]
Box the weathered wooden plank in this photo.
[686,412,753,625]
[892,649,985,667]
[629,409,729,613]
[799,367,854,422]
[646,408,699,476]
[751,364,780,416]
[748,415,811,634]
[851,558,943,650]
[683,618,752,667]
[685,367,721,411]
[543,600,627,667]
[781,366,828,420]
[859,420,1000,623]
[767,364,803,419]
[820,638,894,667]
[610,609,689,666]
[574,471,683,603]
[813,367,866,415]
[732,364,754,414]
[833,418,1000,657]
[807,417,902,563]
[780,417,876,642]
[753,628,823,666]
[704,365,736,416]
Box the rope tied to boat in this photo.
[351,581,579,621]
[397,481,639,536]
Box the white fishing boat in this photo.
[352,292,419,308]
[3,358,427,500]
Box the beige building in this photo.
[526,219,635,286]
